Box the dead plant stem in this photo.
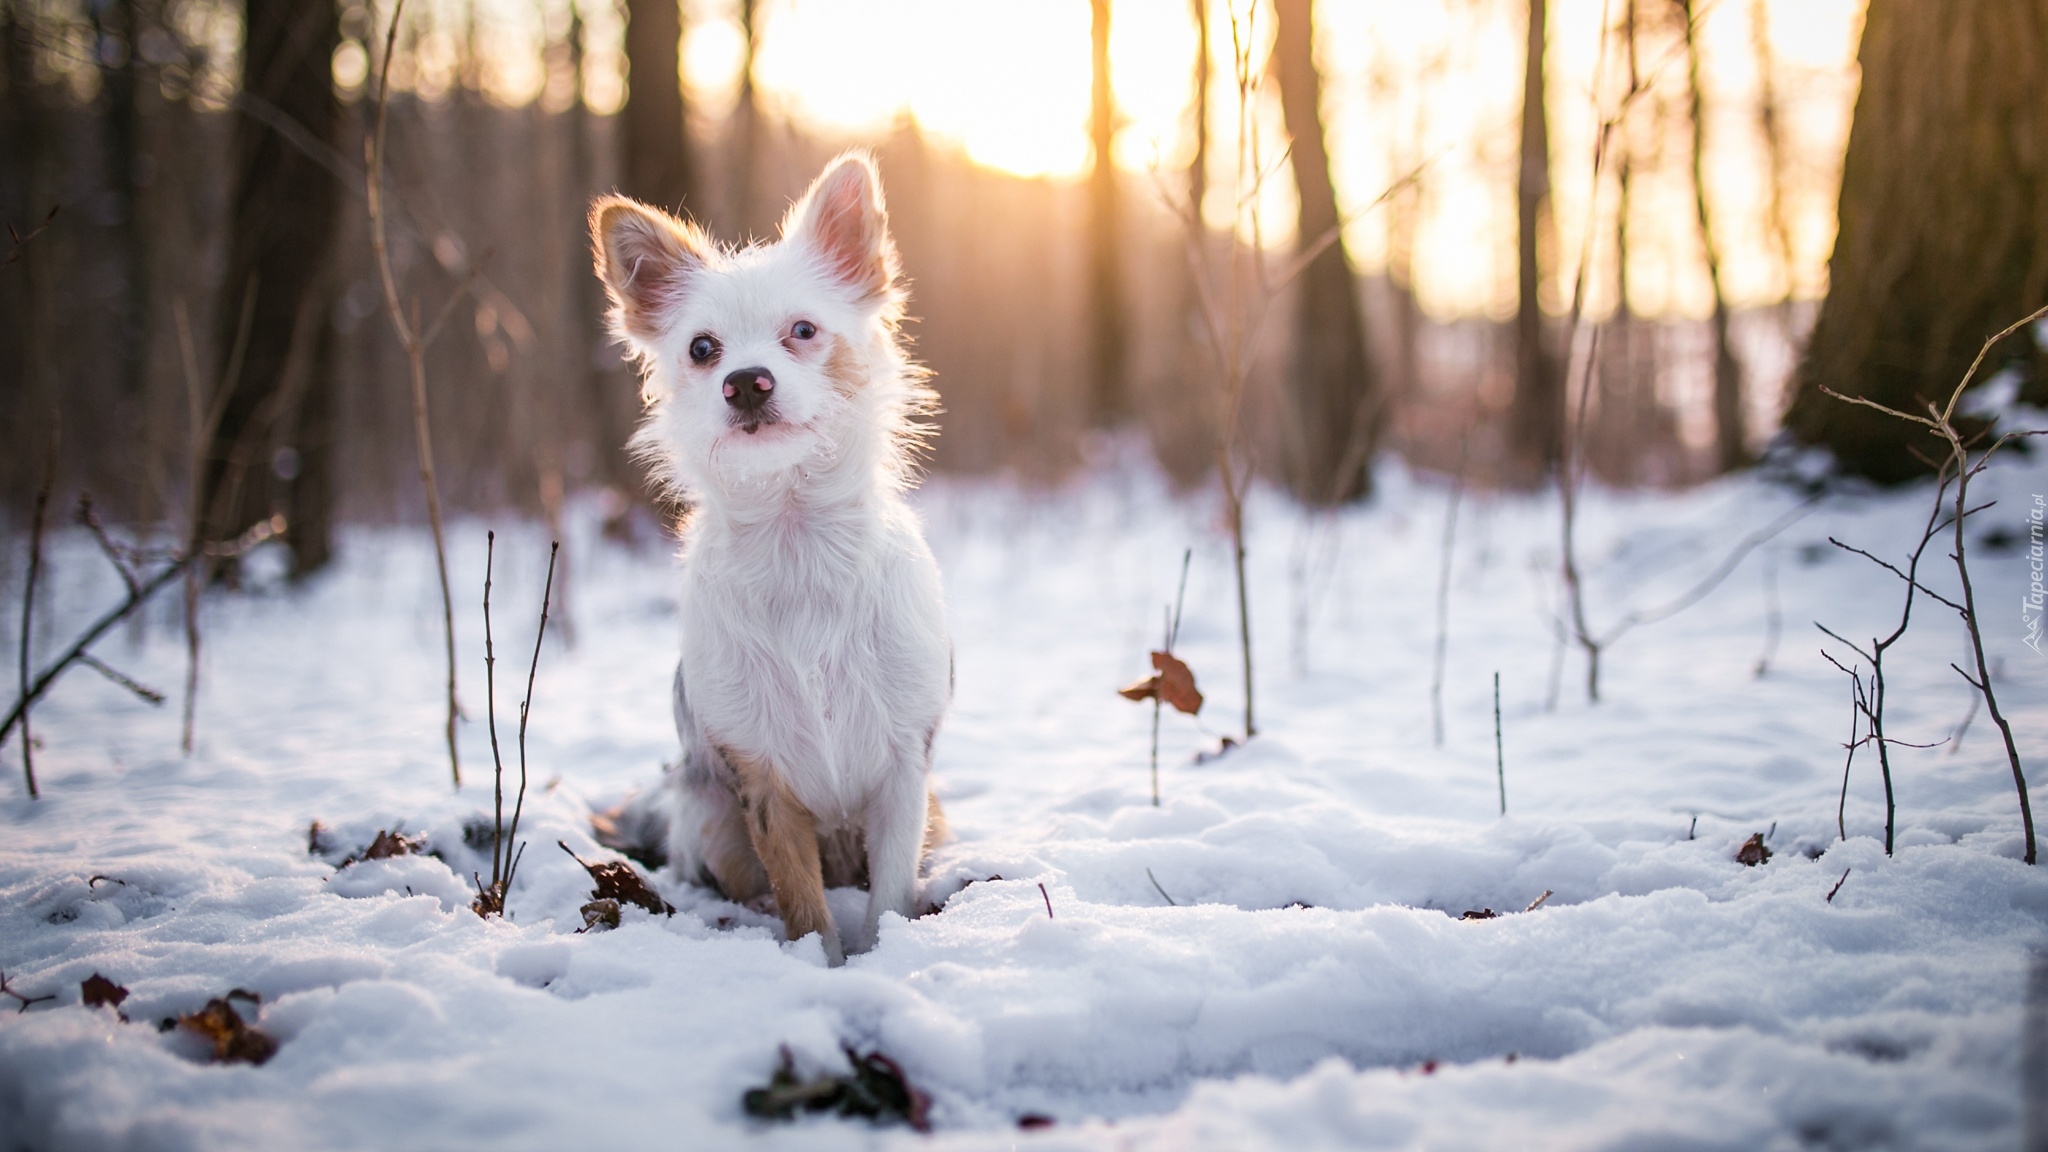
[368,0,460,788]
[17,416,57,798]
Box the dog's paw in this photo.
[744,893,781,917]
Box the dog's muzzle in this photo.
[723,367,777,433]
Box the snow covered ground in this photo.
[2,445,2046,1151]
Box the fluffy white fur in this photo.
[591,154,950,965]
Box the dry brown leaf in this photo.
[1736,833,1772,867]
[80,973,128,1011]
[559,841,674,916]
[1150,651,1202,715]
[336,828,423,868]
[1117,673,1161,702]
[581,898,621,932]
[178,997,276,1065]
[1119,652,1203,715]
[742,1044,932,1132]
[361,829,417,860]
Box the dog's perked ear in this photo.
[782,152,899,302]
[590,195,712,343]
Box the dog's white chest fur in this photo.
[678,491,948,824]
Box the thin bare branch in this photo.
[78,654,166,706]
[1825,538,1965,614]
[368,0,460,788]
[17,415,58,798]
[1594,499,1816,645]
[2,516,281,754]
[75,496,138,595]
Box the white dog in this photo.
[590,153,950,966]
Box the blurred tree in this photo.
[1187,0,1206,221]
[0,3,46,499]
[1511,0,1562,479]
[1785,0,2048,482]
[727,0,763,239]
[1675,0,1746,473]
[622,0,695,216]
[1087,0,1127,426]
[201,0,340,574]
[1273,0,1377,502]
[91,0,148,405]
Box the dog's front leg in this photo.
[852,768,928,954]
[725,748,844,966]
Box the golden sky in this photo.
[336,0,1866,322]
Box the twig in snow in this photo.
[368,0,462,789]
[1752,546,1780,678]
[173,285,255,756]
[1834,672,1859,844]
[507,543,559,898]
[2,516,283,786]
[1825,868,1850,904]
[1819,297,2048,864]
[17,413,57,799]
[1151,6,1431,744]
[1430,436,1470,747]
[1146,868,1177,907]
[1523,889,1553,913]
[76,654,166,706]
[0,971,53,1013]
[1815,458,1959,856]
[1149,549,1192,807]
[479,533,505,913]
[1037,882,1054,919]
[1950,679,1983,756]
[1493,671,1506,816]
[475,534,559,918]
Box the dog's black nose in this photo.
[723,368,775,412]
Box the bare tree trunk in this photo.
[1601,0,1640,484]
[727,0,763,240]
[1188,0,1207,221]
[1677,0,1747,473]
[202,0,340,574]
[1785,0,2048,481]
[1273,0,1378,503]
[622,0,694,216]
[1087,0,1127,426]
[92,0,148,407]
[1512,0,1562,479]
[0,5,43,496]
[1749,0,1794,299]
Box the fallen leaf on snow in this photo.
[336,828,424,868]
[558,841,674,916]
[80,973,128,1012]
[178,997,276,1065]
[580,899,621,932]
[742,1045,931,1132]
[1736,833,1772,867]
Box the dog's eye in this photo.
[688,335,719,364]
[791,320,817,341]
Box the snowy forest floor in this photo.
[2,444,2046,1151]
